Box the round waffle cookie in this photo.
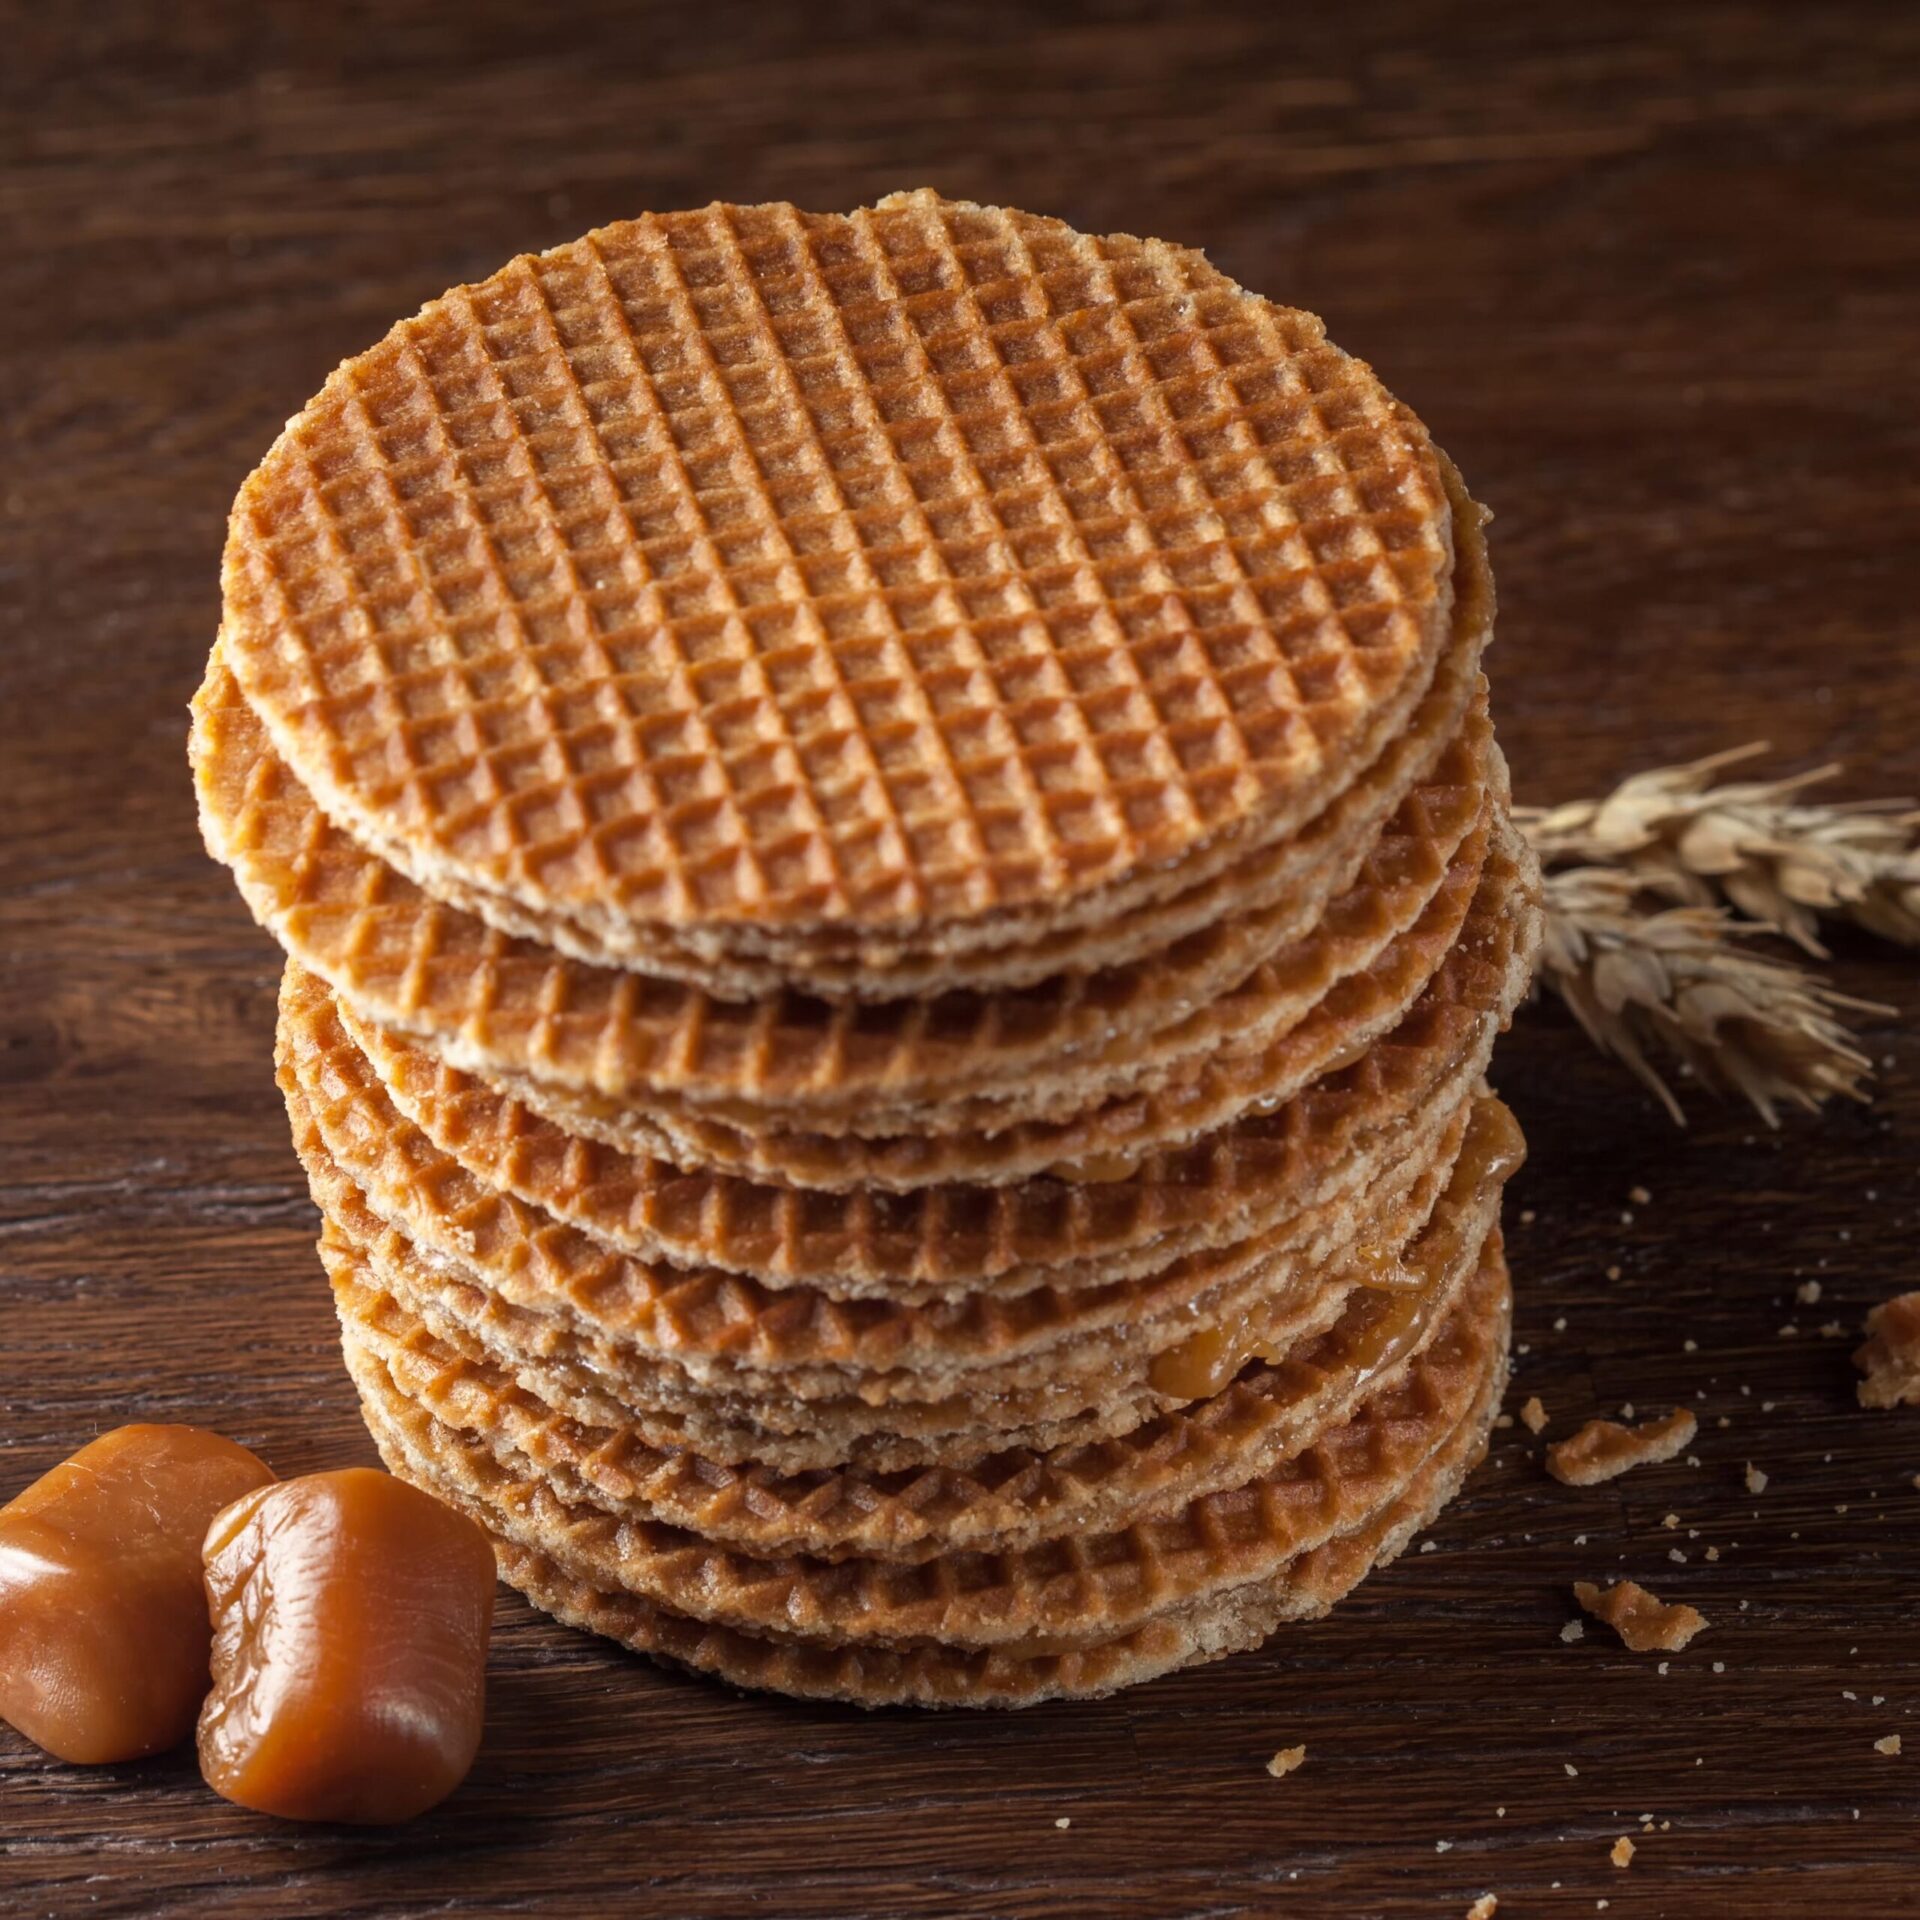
[353,1232,1510,1706]
[281,809,1537,1299]
[324,1097,1516,1558]
[192,572,1489,1116]
[218,190,1459,974]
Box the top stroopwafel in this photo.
[217,188,1456,967]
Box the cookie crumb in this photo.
[1520,1395,1549,1435]
[1629,1186,1651,1206]
[1745,1462,1769,1495]
[1055,1816,1071,1829]
[1267,1744,1307,1779]
[1548,1409,1696,1486]
[1855,1293,1920,1408]
[1796,1279,1822,1305]
[1611,1836,1635,1868]
[1467,1898,1499,1920]
[1874,1735,1902,1758]
[1574,1579,1708,1652]
[1561,1619,1585,1643]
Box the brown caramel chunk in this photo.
[1574,1578,1708,1653]
[1546,1408,1696,1486]
[0,1425,274,1763]
[199,1468,495,1823]
[1854,1292,1920,1408]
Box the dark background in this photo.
[3,3,1919,1914]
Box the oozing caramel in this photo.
[1145,1097,1522,1405]
[0,1425,275,1763]
[1044,1151,1141,1184]
[1451,1096,1526,1192]
[198,1468,496,1824]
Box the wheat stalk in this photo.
[1536,866,1884,1125]
[1519,746,1915,1123]
[1516,744,1920,954]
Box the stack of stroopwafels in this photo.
[191,190,1542,1707]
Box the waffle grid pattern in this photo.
[223,192,1452,937]
[323,1112,1501,1564]
[193,193,1538,1708]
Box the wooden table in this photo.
[4,4,1918,1913]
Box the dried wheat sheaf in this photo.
[1515,747,1917,1122]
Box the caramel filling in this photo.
[1145,1097,1522,1404]
[1046,1151,1143,1184]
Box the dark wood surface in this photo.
[4,3,1919,1914]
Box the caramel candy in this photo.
[0,1424,275,1763]
[199,1468,495,1823]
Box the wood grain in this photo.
[3,2,1918,1913]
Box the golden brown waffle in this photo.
[353,1232,1508,1705]
[497,802,1498,1188]
[463,728,1492,1146]
[280,803,1532,1304]
[347,444,1492,997]
[195,186,1539,1709]
[289,1055,1471,1399]
[218,191,1458,970]
[298,1088,1508,1463]
[193,607,1487,1131]
[351,1255,1495,1651]
[325,1103,1512,1560]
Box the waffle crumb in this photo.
[1467,1898,1499,1920]
[1855,1293,1920,1409]
[1548,1409,1696,1486]
[1574,1578,1708,1652]
[1520,1395,1549,1435]
[1611,1836,1636,1868]
[1874,1735,1902,1757]
[1745,1462,1769,1494]
[1267,1745,1307,1779]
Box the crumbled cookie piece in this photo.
[1266,1744,1307,1779]
[1874,1734,1902,1757]
[1560,1618,1585,1643]
[1796,1279,1823,1306]
[1855,1293,1920,1409]
[1611,1836,1636,1868]
[1574,1579,1708,1652]
[1547,1409,1697,1486]
[1744,1461,1769,1494]
[1467,1898,1499,1920]
[1520,1395,1549,1435]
